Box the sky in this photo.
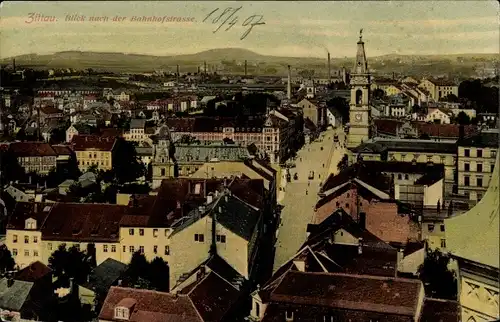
[0,1,499,59]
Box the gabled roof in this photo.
[270,271,422,316]
[0,278,34,311]
[82,258,127,294]
[457,131,499,148]
[71,135,116,151]
[15,261,52,282]
[99,287,202,322]
[9,142,57,157]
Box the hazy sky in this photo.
[0,1,498,58]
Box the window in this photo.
[153,229,158,237]
[13,235,17,243]
[153,246,158,254]
[336,201,340,207]
[194,234,205,242]
[477,177,483,187]
[477,149,483,158]
[464,163,470,171]
[129,246,135,253]
[477,193,483,200]
[492,150,497,158]
[440,156,445,163]
[464,149,470,157]
[111,245,116,253]
[138,246,144,254]
[477,163,483,172]
[123,245,126,252]
[216,235,226,243]
[24,250,29,257]
[114,307,129,320]
[464,176,470,186]
[103,245,108,252]
[285,311,294,321]
[33,236,38,243]
[428,224,435,232]
[165,245,170,255]
[12,249,17,256]
[440,239,446,248]
[427,155,432,162]
[74,244,80,251]
[346,203,349,209]
[397,174,402,180]
[139,229,144,236]
[24,236,29,244]
[439,224,445,232]
[34,250,39,257]
[129,229,134,236]
[491,164,495,173]
[404,174,409,180]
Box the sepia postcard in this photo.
[0,1,498,322]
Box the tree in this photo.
[441,93,459,103]
[48,244,92,284]
[0,245,15,273]
[0,150,25,184]
[149,257,170,292]
[111,138,144,184]
[418,249,457,300]
[455,111,471,125]
[372,88,386,100]
[123,252,170,291]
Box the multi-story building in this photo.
[456,131,498,204]
[296,98,327,129]
[418,78,458,101]
[8,142,58,175]
[6,177,269,291]
[71,135,116,171]
[425,107,452,124]
[446,155,499,322]
[122,119,155,144]
[347,31,372,149]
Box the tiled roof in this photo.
[214,193,261,241]
[429,78,457,87]
[457,131,499,148]
[321,162,392,194]
[174,144,251,163]
[130,119,146,129]
[9,142,57,157]
[362,160,444,176]
[51,144,73,156]
[270,271,422,316]
[420,298,460,322]
[99,287,202,322]
[7,202,52,231]
[166,116,265,133]
[353,139,457,154]
[0,278,34,311]
[39,105,61,115]
[71,135,116,151]
[40,203,129,242]
[15,261,52,282]
[82,258,127,294]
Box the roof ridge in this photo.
[287,270,422,283]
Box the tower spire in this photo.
[354,28,368,74]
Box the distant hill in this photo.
[1,48,498,76]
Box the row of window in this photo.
[77,152,110,159]
[397,154,447,163]
[12,235,38,244]
[129,228,168,237]
[463,148,496,158]
[463,176,484,187]
[19,157,56,163]
[463,163,494,173]
[194,233,227,243]
[122,245,170,255]
[79,160,110,166]
[427,224,445,233]
[12,249,39,257]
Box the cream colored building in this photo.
[419,78,458,101]
[457,131,498,204]
[72,135,116,172]
[446,154,499,322]
[6,218,44,269]
[426,108,452,124]
[385,85,403,96]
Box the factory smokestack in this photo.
[176,65,180,83]
[287,65,292,100]
[12,59,16,72]
[244,60,247,77]
[327,52,331,84]
[204,61,207,75]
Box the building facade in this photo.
[347,31,372,149]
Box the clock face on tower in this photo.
[355,113,362,122]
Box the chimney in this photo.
[176,200,181,209]
[7,277,14,288]
[13,59,16,72]
[244,60,247,77]
[34,203,38,213]
[204,61,207,75]
[327,52,331,84]
[197,265,206,281]
[117,279,122,286]
[358,238,363,254]
[396,248,404,274]
[287,65,292,100]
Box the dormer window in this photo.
[114,307,129,320]
[25,218,37,230]
[285,310,294,321]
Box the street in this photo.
[273,127,347,272]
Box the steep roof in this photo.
[457,131,499,148]
[99,287,202,322]
[445,155,499,268]
[15,261,52,282]
[71,135,116,151]
[270,271,422,316]
[0,278,34,311]
[82,258,127,294]
[9,142,57,157]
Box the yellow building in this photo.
[457,131,498,204]
[445,155,499,322]
[72,135,116,171]
[9,142,58,175]
[419,78,458,101]
[385,85,403,96]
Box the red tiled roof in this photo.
[15,261,52,282]
[40,203,129,242]
[270,271,422,316]
[71,135,116,151]
[7,202,53,230]
[51,144,72,156]
[99,287,202,322]
[415,123,477,138]
[374,119,404,136]
[9,142,57,157]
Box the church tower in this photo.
[347,29,371,149]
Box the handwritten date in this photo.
[203,7,265,40]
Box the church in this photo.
[346,29,372,150]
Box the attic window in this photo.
[114,307,130,320]
[194,183,201,194]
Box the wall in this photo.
[76,150,112,171]
[119,227,171,263]
[6,229,43,269]
[41,240,121,266]
[422,219,447,250]
[423,179,444,207]
[168,216,212,287]
[459,268,499,321]
[215,223,249,278]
